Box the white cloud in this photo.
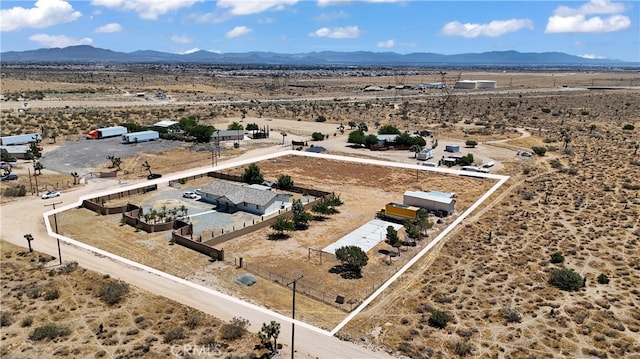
[377,39,395,48]
[178,47,200,54]
[225,26,252,39]
[309,25,360,38]
[171,34,192,44]
[29,33,93,48]
[578,53,607,59]
[91,0,203,20]
[545,0,630,33]
[313,10,349,22]
[94,23,122,33]
[1,0,81,32]
[217,0,297,16]
[442,19,533,38]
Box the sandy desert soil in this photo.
[1,66,639,358]
[0,240,262,359]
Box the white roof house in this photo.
[153,120,179,128]
[403,190,456,216]
[200,181,288,215]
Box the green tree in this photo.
[246,123,259,131]
[335,245,368,274]
[364,134,379,147]
[242,163,264,184]
[347,121,356,129]
[532,146,547,156]
[347,130,366,146]
[311,132,325,141]
[227,121,244,131]
[28,141,42,159]
[461,153,474,166]
[378,124,401,135]
[549,268,584,291]
[258,321,281,353]
[270,216,294,238]
[428,309,450,329]
[465,140,478,148]
[410,144,422,158]
[292,199,313,229]
[550,252,564,264]
[0,149,10,162]
[385,225,402,255]
[277,174,294,190]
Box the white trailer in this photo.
[0,133,42,146]
[417,148,434,161]
[122,130,159,144]
[403,190,456,216]
[87,126,128,139]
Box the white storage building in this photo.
[403,190,456,216]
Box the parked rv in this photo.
[0,133,42,146]
[122,130,159,144]
[87,126,128,139]
[417,148,434,161]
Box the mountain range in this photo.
[0,45,634,67]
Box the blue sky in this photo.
[1,0,638,62]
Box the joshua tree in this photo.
[70,172,80,185]
[258,321,281,353]
[34,161,44,175]
[142,161,152,176]
[24,234,34,252]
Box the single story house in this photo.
[403,190,456,216]
[199,181,289,215]
[0,145,31,159]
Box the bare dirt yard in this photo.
[2,65,639,358]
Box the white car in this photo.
[41,191,61,199]
[183,191,197,199]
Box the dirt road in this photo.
[0,146,392,359]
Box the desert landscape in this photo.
[1,65,639,358]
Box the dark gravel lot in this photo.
[41,137,183,174]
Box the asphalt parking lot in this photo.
[41,136,183,174]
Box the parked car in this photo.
[147,173,162,180]
[194,188,202,196]
[1,174,18,181]
[0,161,12,169]
[183,191,197,199]
[41,191,61,199]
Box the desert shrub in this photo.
[44,287,60,301]
[21,316,33,327]
[549,268,584,291]
[550,252,565,264]
[622,124,634,130]
[163,326,186,343]
[198,335,217,346]
[311,132,325,141]
[428,309,451,329]
[543,137,556,143]
[567,167,578,175]
[315,115,327,122]
[532,146,546,156]
[501,306,522,323]
[55,261,78,275]
[185,313,203,329]
[99,280,129,305]
[0,312,12,327]
[622,182,640,190]
[452,340,474,357]
[29,323,71,341]
[522,167,531,175]
[549,159,563,169]
[597,273,610,284]
[219,316,249,340]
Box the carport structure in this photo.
[323,219,403,254]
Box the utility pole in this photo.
[287,275,303,359]
[44,201,63,265]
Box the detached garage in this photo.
[403,190,456,216]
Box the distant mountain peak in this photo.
[0,45,632,66]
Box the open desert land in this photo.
[1,66,640,358]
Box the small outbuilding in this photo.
[445,145,460,153]
[403,190,456,216]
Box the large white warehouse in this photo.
[454,80,497,89]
